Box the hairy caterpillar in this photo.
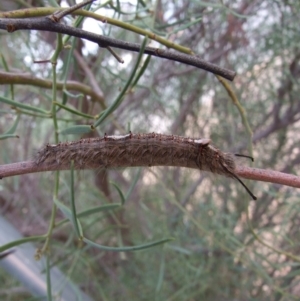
[35,132,256,200]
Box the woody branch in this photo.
[0,160,299,189]
[0,16,235,80]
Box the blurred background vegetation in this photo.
[0,0,300,300]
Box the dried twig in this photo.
[0,16,236,80]
[50,0,96,22]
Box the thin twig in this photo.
[0,160,299,190]
[235,166,300,189]
[0,17,236,80]
[50,0,96,22]
[0,7,193,54]
[107,46,124,63]
[73,50,104,97]
[0,71,106,107]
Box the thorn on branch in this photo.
[106,46,124,64]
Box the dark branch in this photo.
[0,17,236,81]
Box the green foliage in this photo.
[0,1,300,300]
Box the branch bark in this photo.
[0,71,105,107]
[0,16,236,80]
[0,160,299,190]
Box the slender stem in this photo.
[93,36,148,127]
[216,75,253,156]
[51,33,62,143]
[39,32,63,257]
[46,253,53,301]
